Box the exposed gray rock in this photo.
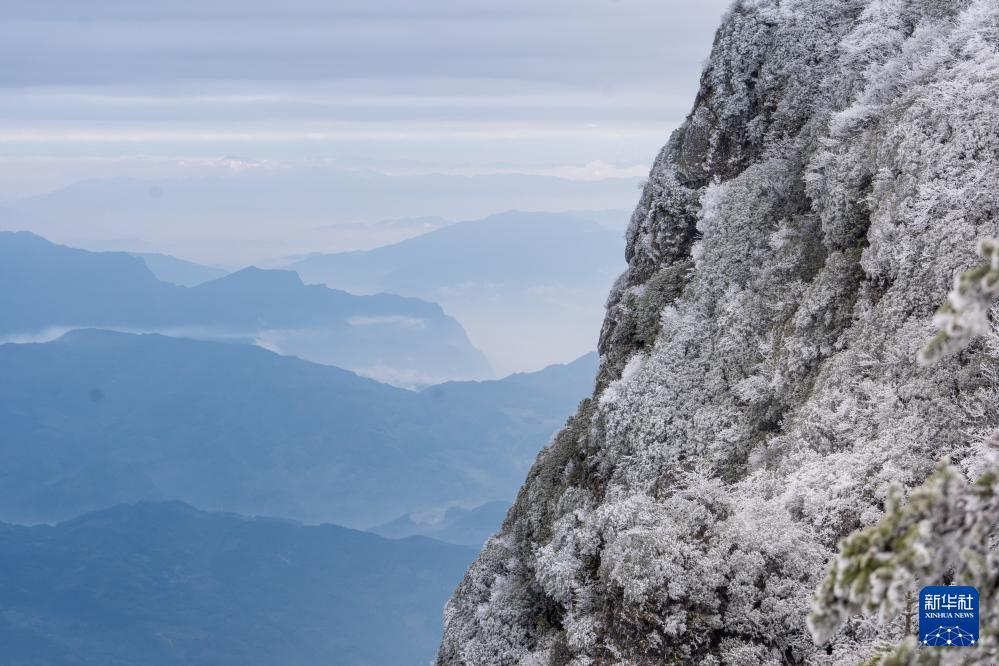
[438,1,999,663]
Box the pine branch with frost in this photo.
[812,235,999,663]
[808,459,999,664]
[920,239,999,365]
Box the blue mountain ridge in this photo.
[0,328,597,528]
[0,230,491,386]
[0,501,476,666]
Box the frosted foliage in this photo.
[810,458,999,664]
[921,240,999,364]
[438,1,999,663]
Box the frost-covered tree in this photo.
[921,240,999,365]
[809,242,999,665]
[810,458,999,665]
[439,1,999,663]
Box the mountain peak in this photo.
[200,265,304,290]
[0,233,490,386]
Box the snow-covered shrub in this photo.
[439,1,999,663]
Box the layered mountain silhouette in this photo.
[0,502,475,666]
[132,252,228,286]
[288,211,622,294]
[371,501,511,547]
[0,231,490,386]
[0,171,639,264]
[286,211,626,373]
[0,330,596,527]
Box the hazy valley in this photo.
[0,217,604,664]
[8,0,994,664]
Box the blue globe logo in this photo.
[922,626,977,646]
[919,586,979,647]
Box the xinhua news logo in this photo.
[919,586,979,647]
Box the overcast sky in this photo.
[0,0,732,200]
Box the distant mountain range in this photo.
[287,211,622,293]
[0,501,475,666]
[371,501,511,547]
[0,329,596,527]
[132,252,228,286]
[0,231,490,386]
[286,211,626,374]
[0,170,640,264]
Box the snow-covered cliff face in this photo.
[437,1,999,663]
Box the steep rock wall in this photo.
[439,1,999,663]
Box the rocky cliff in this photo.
[438,0,999,663]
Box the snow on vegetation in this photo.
[438,0,999,663]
